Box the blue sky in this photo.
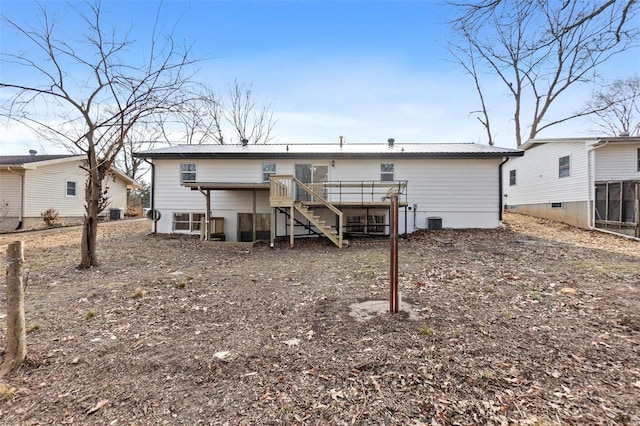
[1,0,639,155]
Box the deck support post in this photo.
[252,190,257,242]
[270,208,276,247]
[290,206,295,248]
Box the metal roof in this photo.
[135,143,523,159]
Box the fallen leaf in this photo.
[214,351,231,361]
[283,338,301,347]
[329,388,345,401]
[87,399,109,415]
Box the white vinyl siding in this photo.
[104,172,129,211]
[23,159,88,217]
[0,170,23,218]
[503,142,588,205]
[594,143,640,181]
[152,156,505,238]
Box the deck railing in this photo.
[269,175,295,207]
[308,180,408,205]
[269,175,408,206]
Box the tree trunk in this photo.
[79,150,101,269]
[1,241,27,378]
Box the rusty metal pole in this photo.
[390,195,399,313]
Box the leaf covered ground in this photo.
[0,213,639,425]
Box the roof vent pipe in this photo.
[29,149,37,156]
[241,138,249,146]
[339,135,344,147]
[618,131,630,137]
[388,138,395,147]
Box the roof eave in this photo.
[135,151,523,160]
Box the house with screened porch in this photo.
[135,140,523,247]
[503,136,640,238]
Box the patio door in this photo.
[295,164,329,201]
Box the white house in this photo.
[0,153,141,231]
[136,141,522,246]
[503,136,640,238]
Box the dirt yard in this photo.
[0,213,638,425]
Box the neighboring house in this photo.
[503,136,640,238]
[135,141,523,246]
[0,153,141,231]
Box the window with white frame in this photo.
[509,169,516,186]
[66,180,77,197]
[262,162,276,182]
[558,155,570,178]
[180,163,197,182]
[380,163,394,181]
[172,212,205,232]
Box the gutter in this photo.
[498,156,510,222]
[6,166,24,230]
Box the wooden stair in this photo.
[294,202,343,247]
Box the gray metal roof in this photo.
[0,154,79,165]
[135,143,523,159]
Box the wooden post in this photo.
[290,206,295,248]
[635,183,639,238]
[205,190,211,241]
[390,195,399,313]
[1,241,27,378]
[270,207,276,247]
[252,190,257,242]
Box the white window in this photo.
[180,163,197,182]
[262,162,276,182]
[66,180,77,197]
[509,169,516,186]
[381,163,394,181]
[559,155,570,178]
[172,212,205,232]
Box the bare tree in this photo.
[118,121,165,181]
[1,1,196,268]
[227,80,276,145]
[587,75,640,136]
[162,81,276,145]
[448,0,639,146]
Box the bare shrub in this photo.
[40,208,60,227]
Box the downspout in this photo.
[142,159,156,234]
[586,141,608,230]
[498,156,510,222]
[7,167,24,230]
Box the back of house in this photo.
[136,141,522,245]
